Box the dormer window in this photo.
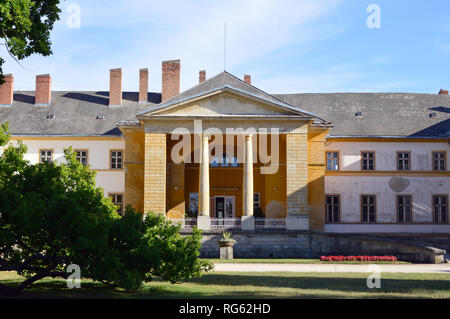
[46,114,55,119]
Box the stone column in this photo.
[197,134,211,230]
[241,134,255,230]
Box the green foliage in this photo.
[0,123,212,295]
[221,231,232,240]
[103,208,213,290]
[220,231,236,243]
[0,0,62,83]
[0,122,11,146]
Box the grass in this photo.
[206,258,411,264]
[1,271,449,299]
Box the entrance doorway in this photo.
[214,196,235,218]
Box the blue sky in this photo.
[2,0,450,94]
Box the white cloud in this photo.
[2,0,345,92]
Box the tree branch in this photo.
[0,269,70,296]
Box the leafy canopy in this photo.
[0,0,62,83]
[0,123,212,295]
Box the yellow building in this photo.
[118,60,331,231]
[1,59,448,235]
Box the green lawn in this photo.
[1,271,448,299]
[206,258,410,264]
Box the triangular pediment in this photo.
[137,72,317,119]
[150,90,302,117]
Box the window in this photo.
[361,195,376,223]
[397,195,412,223]
[326,152,339,170]
[110,150,123,169]
[397,152,410,171]
[210,154,239,168]
[75,150,88,166]
[110,194,124,216]
[325,195,340,223]
[361,152,375,171]
[189,193,199,215]
[253,193,261,209]
[433,195,448,224]
[40,149,53,163]
[432,152,446,171]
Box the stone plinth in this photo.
[220,246,234,259]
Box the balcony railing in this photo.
[168,218,197,229]
[168,217,286,231]
[254,218,286,230]
[211,218,241,230]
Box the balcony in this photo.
[168,217,286,231]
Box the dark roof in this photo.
[275,93,450,137]
[1,77,448,138]
[140,71,317,118]
[1,91,160,136]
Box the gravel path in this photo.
[213,263,450,274]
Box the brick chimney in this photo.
[0,74,13,106]
[162,59,180,102]
[199,70,206,84]
[109,68,122,107]
[439,89,449,95]
[35,74,51,105]
[244,74,251,85]
[139,68,148,103]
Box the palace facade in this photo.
[0,60,449,234]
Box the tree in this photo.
[0,123,212,295]
[0,0,62,84]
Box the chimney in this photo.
[162,59,180,102]
[139,68,148,103]
[439,89,448,95]
[109,68,122,107]
[35,74,51,105]
[199,70,206,84]
[244,74,251,85]
[0,74,13,106]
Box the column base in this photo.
[241,215,255,231]
[197,215,211,230]
[286,214,309,231]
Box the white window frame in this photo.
[75,150,88,166]
[110,150,123,169]
[40,149,53,163]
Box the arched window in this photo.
[210,154,239,167]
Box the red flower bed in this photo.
[320,256,397,262]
